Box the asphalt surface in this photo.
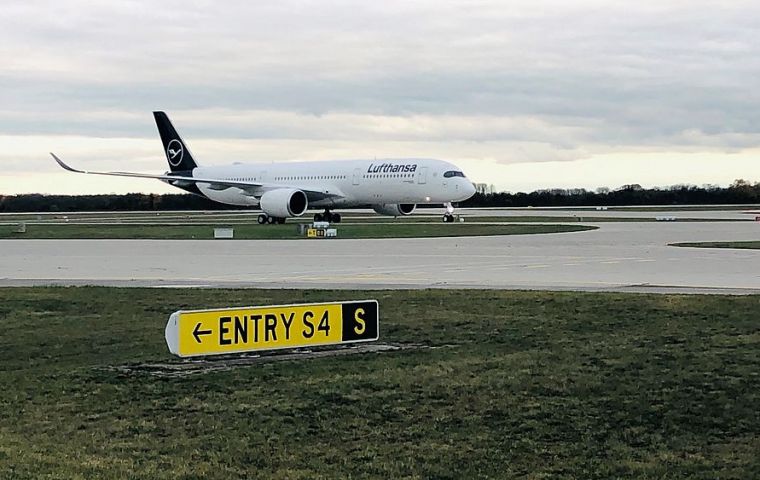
[2,210,759,293]
[460,207,758,221]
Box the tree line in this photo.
[460,180,760,208]
[1,180,759,213]
[0,193,235,213]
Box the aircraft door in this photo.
[259,170,267,183]
[352,168,361,186]
[417,166,428,184]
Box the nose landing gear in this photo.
[442,202,456,223]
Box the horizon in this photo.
[2,177,756,199]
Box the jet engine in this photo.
[259,189,308,217]
[372,203,416,217]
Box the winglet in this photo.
[50,153,84,173]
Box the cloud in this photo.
[0,0,759,193]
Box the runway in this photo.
[2,217,759,293]
[460,207,758,221]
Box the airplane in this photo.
[51,111,477,224]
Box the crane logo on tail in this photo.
[166,139,184,167]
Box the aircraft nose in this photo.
[464,180,476,198]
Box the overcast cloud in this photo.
[0,0,758,193]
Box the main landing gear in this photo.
[314,210,341,224]
[257,214,286,225]
[256,210,342,225]
[442,202,456,223]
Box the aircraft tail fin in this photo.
[153,111,198,172]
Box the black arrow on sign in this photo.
[193,323,212,343]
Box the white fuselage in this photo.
[191,158,476,209]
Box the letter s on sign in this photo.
[303,311,315,338]
[354,307,366,335]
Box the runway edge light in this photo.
[165,300,379,358]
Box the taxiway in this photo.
[1,213,758,293]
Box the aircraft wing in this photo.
[50,153,343,201]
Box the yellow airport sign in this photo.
[165,300,379,357]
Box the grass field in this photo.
[0,222,595,240]
[1,287,758,479]
[672,241,760,250]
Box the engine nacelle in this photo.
[259,189,308,217]
[372,203,416,217]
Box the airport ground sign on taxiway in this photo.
[165,300,379,357]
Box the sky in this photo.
[0,0,758,195]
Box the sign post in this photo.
[165,300,379,358]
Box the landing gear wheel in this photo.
[257,214,268,224]
[267,216,277,224]
[277,217,286,224]
[442,202,456,223]
[331,213,341,224]
[314,213,324,222]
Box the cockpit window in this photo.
[443,170,465,178]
